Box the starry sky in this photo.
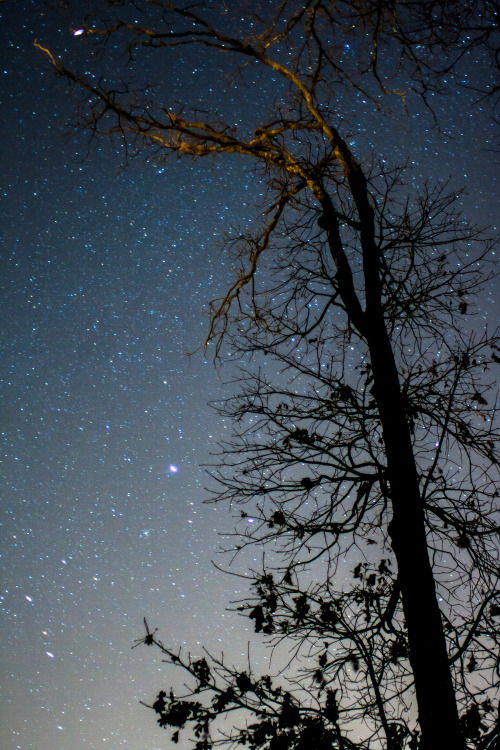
[1,2,498,750]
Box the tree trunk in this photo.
[320,174,465,747]
[367,323,465,750]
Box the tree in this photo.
[39,2,500,748]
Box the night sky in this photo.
[1,2,498,750]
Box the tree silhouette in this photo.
[39,2,500,748]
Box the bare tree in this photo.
[38,2,500,748]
